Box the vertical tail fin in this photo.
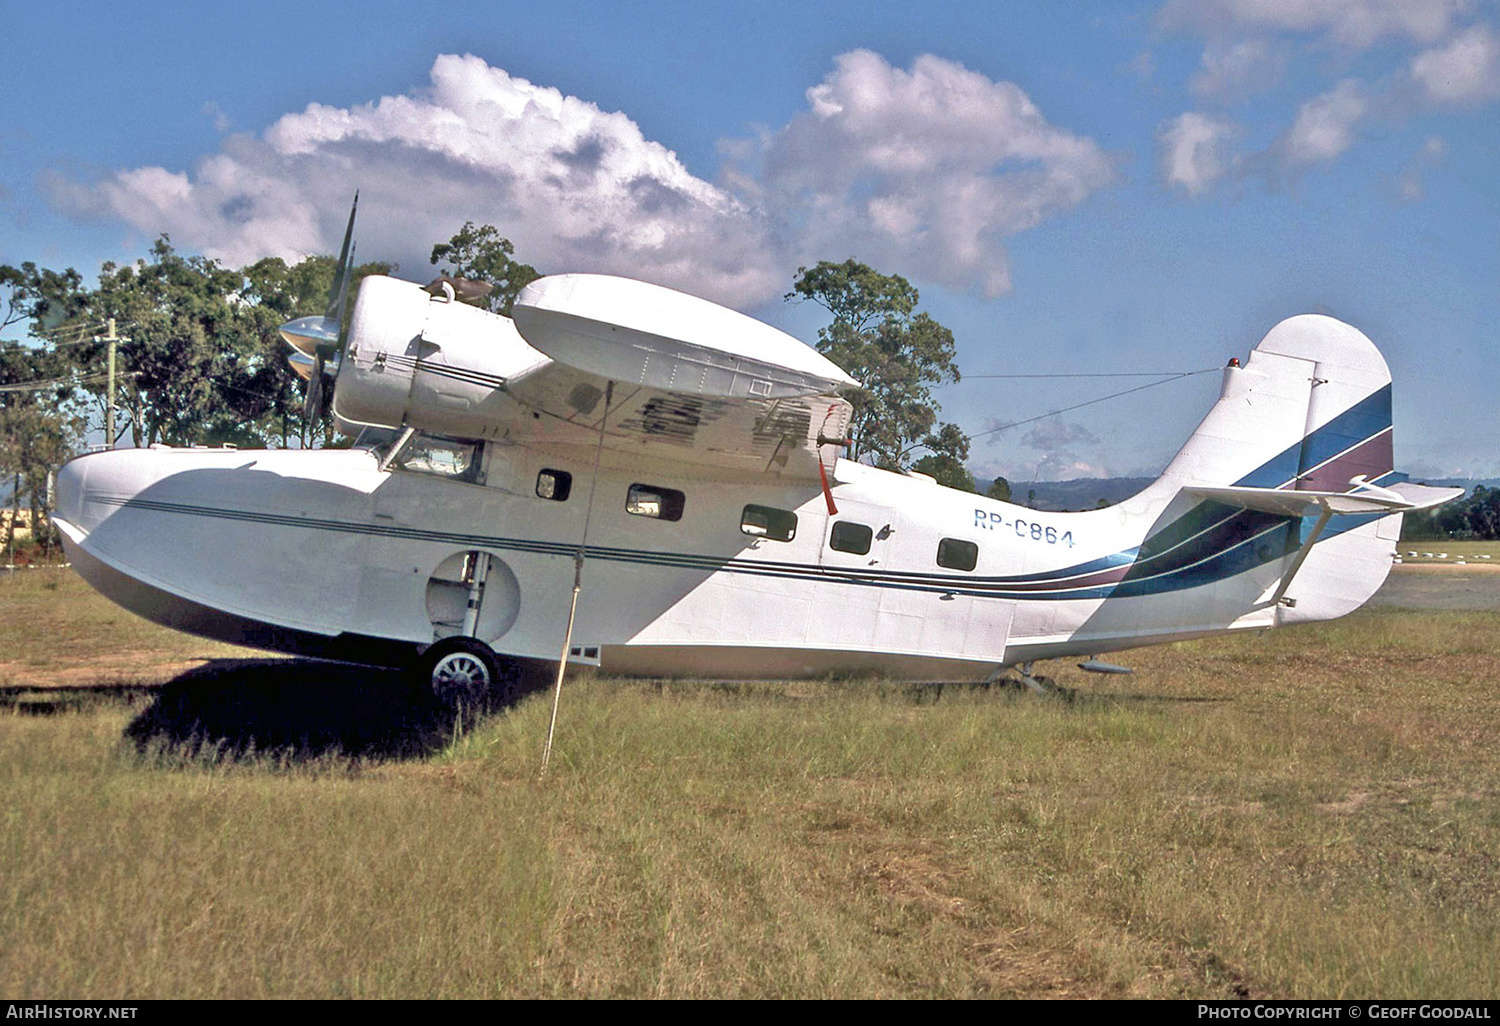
[1152,314,1400,623]
[1160,314,1394,492]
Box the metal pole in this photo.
[104,318,117,449]
[540,381,613,779]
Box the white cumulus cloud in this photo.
[1397,135,1448,201]
[1159,0,1463,50]
[49,51,1114,308]
[754,50,1115,297]
[56,54,778,306]
[1158,111,1242,194]
[1189,38,1289,100]
[1278,79,1369,165]
[1411,23,1500,103]
[1154,0,1496,186]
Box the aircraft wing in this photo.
[500,360,852,478]
[1186,481,1466,517]
[500,274,855,478]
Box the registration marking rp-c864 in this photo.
[973,509,1076,547]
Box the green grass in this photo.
[1397,540,1499,563]
[2,570,1498,997]
[0,568,256,685]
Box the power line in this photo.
[0,373,114,394]
[971,368,1221,438]
[33,321,107,344]
[27,332,118,350]
[964,368,1219,379]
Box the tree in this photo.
[786,259,972,488]
[0,341,81,561]
[1402,485,1500,541]
[910,423,976,491]
[2,265,88,560]
[430,222,540,316]
[22,240,396,451]
[986,476,1012,503]
[75,238,268,448]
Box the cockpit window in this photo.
[389,433,485,484]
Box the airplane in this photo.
[52,200,1463,705]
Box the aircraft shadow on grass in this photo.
[117,658,553,761]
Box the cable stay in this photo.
[971,367,1221,439]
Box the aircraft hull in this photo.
[52,313,1409,683]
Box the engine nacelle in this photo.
[332,275,547,438]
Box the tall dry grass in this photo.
[2,570,1497,997]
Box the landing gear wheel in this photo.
[419,637,508,710]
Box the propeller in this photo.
[279,192,359,429]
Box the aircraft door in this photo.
[810,500,905,653]
[818,500,900,573]
[352,435,508,644]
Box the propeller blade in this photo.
[303,353,326,423]
[282,190,358,438]
[287,350,316,381]
[324,192,359,324]
[336,242,356,349]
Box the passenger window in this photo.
[536,469,572,502]
[937,538,979,572]
[829,521,873,555]
[741,504,797,542]
[627,483,685,522]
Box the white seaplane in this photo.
[53,202,1462,702]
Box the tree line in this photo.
[0,227,1000,560]
[1402,485,1500,541]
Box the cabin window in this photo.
[937,538,979,572]
[829,521,873,555]
[627,483,685,522]
[390,433,484,485]
[536,469,572,502]
[741,504,797,542]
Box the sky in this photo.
[3,0,1496,482]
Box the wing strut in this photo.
[541,380,614,779]
[1267,502,1335,609]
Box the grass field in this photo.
[1397,540,1499,564]
[2,568,1498,998]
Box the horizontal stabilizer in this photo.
[1187,481,1465,517]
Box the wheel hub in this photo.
[432,652,491,702]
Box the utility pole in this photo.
[102,318,119,448]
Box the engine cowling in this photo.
[332,275,546,437]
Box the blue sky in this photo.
[3,0,1496,480]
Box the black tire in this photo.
[417,637,513,710]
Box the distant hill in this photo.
[978,477,1154,511]
[1413,478,1500,490]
